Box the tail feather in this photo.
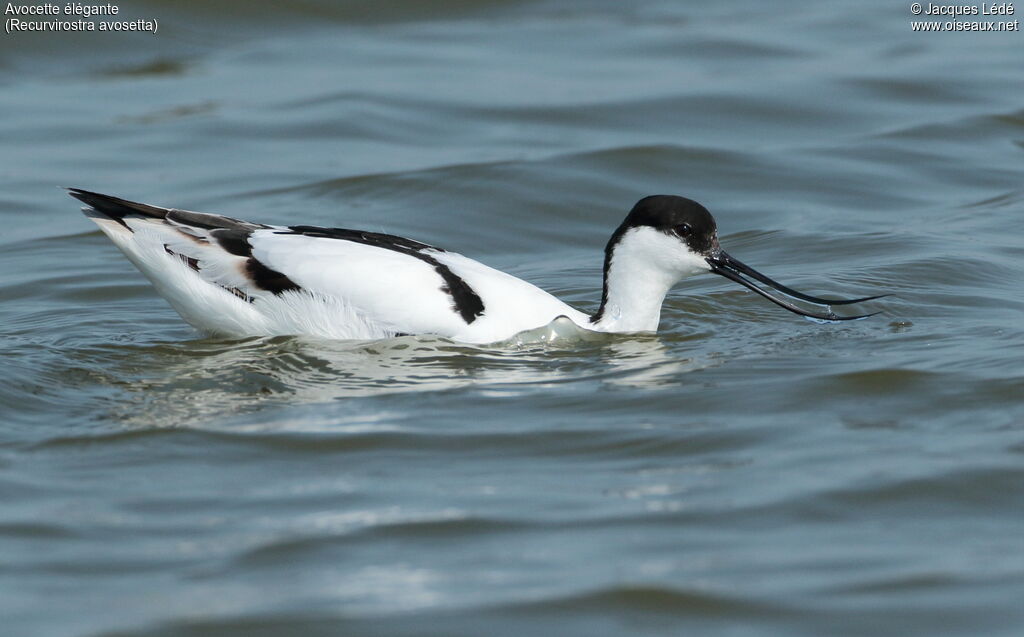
[71,187,285,306]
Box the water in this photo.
[3,1,1024,635]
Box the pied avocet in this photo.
[70,189,879,343]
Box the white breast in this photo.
[427,250,590,343]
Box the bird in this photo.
[70,188,880,344]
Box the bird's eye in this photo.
[675,223,693,237]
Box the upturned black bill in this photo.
[706,251,881,322]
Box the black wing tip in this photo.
[67,188,169,225]
[67,187,128,206]
[66,186,115,199]
[66,186,99,204]
[69,187,131,228]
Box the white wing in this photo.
[249,229,590,342]
[248,230,480,338]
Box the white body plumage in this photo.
[73,189,876,343]
[88,210,594,343]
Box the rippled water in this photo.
[3,1,1024,635]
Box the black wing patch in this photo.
[245,257,300,295]
[164,244,255,303]
[199,226,300,295]
[276,226,486,324]
[164,222,299,297]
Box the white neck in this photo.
[589,226,710,334]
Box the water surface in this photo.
[2,1,1023,635]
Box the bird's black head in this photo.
[594,194,883,325]
[621,195,719,256]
